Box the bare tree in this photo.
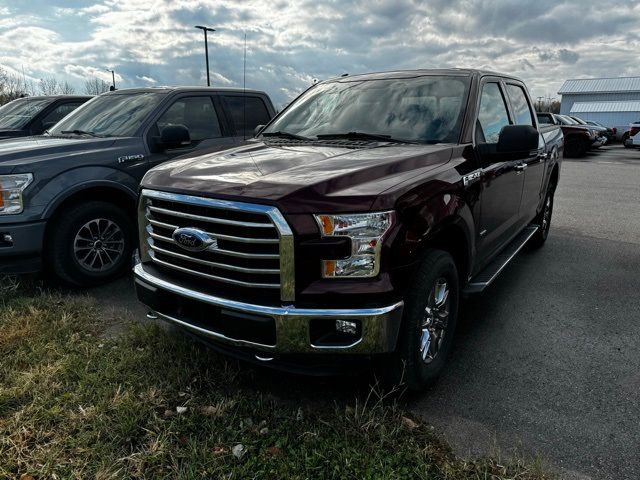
[60,80,76,95]
[0,67,33,104]
[39,75,61,95]
[83,78,110,95]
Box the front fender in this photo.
[36,167,139,220]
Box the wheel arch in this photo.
[43,182,138,245]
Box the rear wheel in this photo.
[530,182,555,248]
[564,138,588,158]
[384,250,459,391]
[46,201,134,286]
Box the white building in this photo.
[558,77,640,139]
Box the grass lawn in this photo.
[0,285,551,479]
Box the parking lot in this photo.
[411,145,640,480]
[82,144,639,480]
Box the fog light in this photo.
[336,320,357,335]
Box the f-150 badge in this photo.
[463,170,482,186]
[118,154,145,164]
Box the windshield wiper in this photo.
[60,129,102,137]
[316,132,418,144]
[261,131,312,141]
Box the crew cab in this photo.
[537,112,599,157]
[134,69,562,389]
[0,95,91,139]
[0,87,276,284]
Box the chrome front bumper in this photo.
[134,263,404,354]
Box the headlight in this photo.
[0,173,33,215]
[314,211,395,278]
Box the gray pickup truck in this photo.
[0,86,276,285]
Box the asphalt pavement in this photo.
[85,144,640,480]
[410,145,640,480]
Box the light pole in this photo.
[106,68,116,90]
[195,25,216,86]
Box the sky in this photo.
[0,0,639,108]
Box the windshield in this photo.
[263,75,470,144]
[558,115,578,125]
[572,117,587,125]
[49,92,165,137]
[0,98,51,129]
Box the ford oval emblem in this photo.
[172,227,214,252]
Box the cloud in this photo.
[136,74,157,84]
[0,0,639,105]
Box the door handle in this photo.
[515,163,527,173]
[538,152,548,160]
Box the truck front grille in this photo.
[139,189,294,304]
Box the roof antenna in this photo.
[243,32,247,141]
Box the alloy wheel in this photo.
[419,277,450,364]
[73,218,125,272]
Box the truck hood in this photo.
[0,136,118,173]
[142,140,454,213]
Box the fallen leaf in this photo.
[212,446,226,456]
[176,406,187,414]
[163,409,175,418]
[401,416,418,430]
[265,446,281,457]
[20,475,35,480]
[259,427,269,435]
[232,444,246,459]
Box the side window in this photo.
[41,102,84,126]
[156,96,221,141]
[477,83,510,144]
[223,96,271,136]
[506,84,534,126]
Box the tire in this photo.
[383,249,459,391]
[46,201,134,286]
[529,182,555,248]
[622,132,631,148]
[564,138,588,158]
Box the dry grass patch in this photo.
[0,290,552,479]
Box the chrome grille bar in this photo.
[150,254,280,289]
[149,242,280,274]
[147,230,280,259]
[148,205,274,228]
[146,217,279,244]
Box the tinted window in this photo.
[263,76,470,144]
[477,83,510,143]
[506,84,533,126]
[224,96,271,135]
[0,98,50,129]
[50,93,165,137]
[156,96,221,141]
[536,113,553,125]
[41,102,84,126]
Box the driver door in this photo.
[475,80,525,265]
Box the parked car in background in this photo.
[134,69,562,390]
[570,116,611,142]
[623,121,640,148]
[0,95,91,139]
[537,112,598,157]
[583,120,616,142]
[0,87,276,285]
[624,131,640,148]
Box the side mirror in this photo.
[159,125,191,149]
[490,125,539,161]
[254,124,265,137]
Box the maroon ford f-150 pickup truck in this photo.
[134,69,563,390]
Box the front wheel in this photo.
[622,132,631,148]
[46,201,134,286]
[384,249,459,391]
